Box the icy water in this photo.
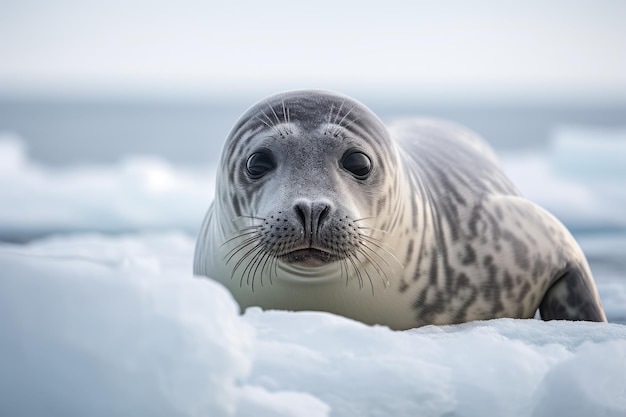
[1,95,625,165]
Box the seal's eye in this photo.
[246,151,275,179]
[342,151,372,179]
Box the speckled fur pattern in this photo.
[194,90,606,330]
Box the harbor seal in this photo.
[194,89,607,330]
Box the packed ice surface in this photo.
[0,234,328,417]
[1,233,625,417]
[1,126,625,416]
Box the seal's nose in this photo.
[294,199,332,241]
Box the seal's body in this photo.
[194,90,606,329]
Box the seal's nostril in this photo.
[317,204,330,232]
[294,202,309,228]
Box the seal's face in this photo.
[236,123,377,269]
[215,90,400,287]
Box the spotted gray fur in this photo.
[194,90,607,330]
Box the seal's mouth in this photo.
[282,248,337,267]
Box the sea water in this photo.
[1,95,625,165]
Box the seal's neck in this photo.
[275,261,341,284]
[381,155,442,282]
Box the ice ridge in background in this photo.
[0,134,215,240]
[1,125,625,239]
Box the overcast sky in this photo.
[1,0,625,99]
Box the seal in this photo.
[194,89,607,330]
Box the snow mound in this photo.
[1,234,625,417]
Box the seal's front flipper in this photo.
[539,263,607,322]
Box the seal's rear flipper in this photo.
[539,263,607,322]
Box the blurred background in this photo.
[1,0,625,165]
[0,2,624,239]
[0,0,625,320]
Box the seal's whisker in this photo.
[333,100,345,125]
[278,102,293,134]
[352,216,376,223]
[338,248,350,283]
[232,243,264,285]
[244,246,268,290]
[268,104,281,126]
[356,226,390,235]
[243,245,265,285]
[223,233,259,253]
[359,239,395,271]
[332,104,357,137]
[359,233,396,252]
[258,109,275,127]
[359,234,405,269]
[337,105,357,129]
[272,250,280,282]
[257,110,283,137]
[261,240,280,286]
[345,259,352,286]
[226,238,260,265]
[253,243,278,288]
[358,247,391,288]
[224,236,260,264]
[352,249,375,295]
[339,256,347,285]
[339,115,361,132]
[255,114,274,130]
[258,250,275,286]
[337,105,354,126]
[266,255,274,286]
[329,240,347,285]
[346,250,364,290]
[232,225,263,232]
[220,230,259,248]
[327,104,335,124]
[346,256,363,289]
[232,215,265,222]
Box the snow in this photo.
[1,127,625,416]
[0,233,327,417]
[1,233,625,417]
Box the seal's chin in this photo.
[282,248,337,267]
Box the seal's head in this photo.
[196,90,405,289]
